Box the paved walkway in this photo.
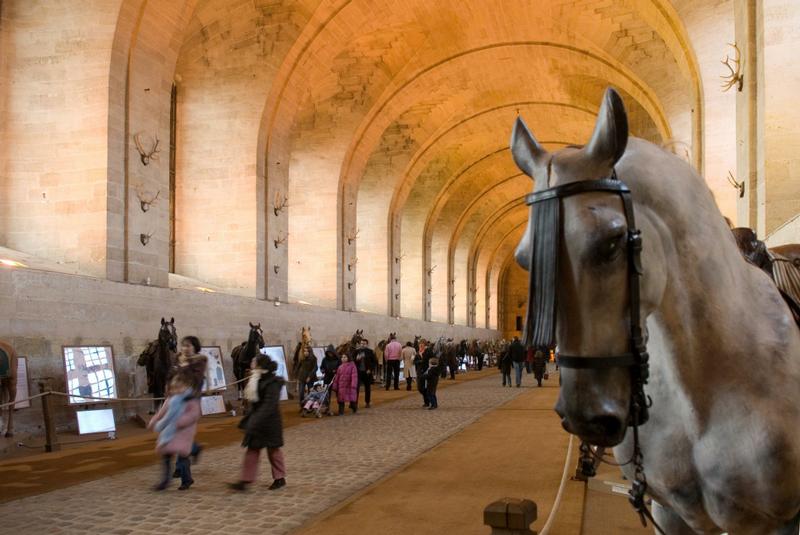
[1,375,524,535]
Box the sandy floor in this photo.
[294,379,585,535]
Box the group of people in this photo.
[147,333,506,494]
[497,337,550,388]
[293,335,444,414]
[148,336,287,492]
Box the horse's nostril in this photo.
[589,415,623,438]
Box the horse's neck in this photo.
[651,234,800,422]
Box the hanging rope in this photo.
[538,434,575,535]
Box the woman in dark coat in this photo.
[320,345,340,385]
[229,355,286,491]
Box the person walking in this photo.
[384,334,402,391]
[499,347,513,387]
[414,340,430,406]
[509,337,526,388]
[401,342,417,391]
[148,366,202,491]
[331,354,359,415]
[294,346,318,409]
[354,339,377,408]
[229,356,287,491]
[320,345,340,385]
[423,357,441,410]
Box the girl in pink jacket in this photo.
[331,354,359,415]
[148,368,201,491]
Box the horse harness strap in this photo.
[523,172,660,532]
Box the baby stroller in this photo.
[301,379,331,418]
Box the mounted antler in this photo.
[347,278,357,290]
[726,170,745,198]
[273,232,288,249]
[347,228,360,245]
[348,257,358,272]
[395,253,406,264]
[133,133,161,166]
[140,231,154,246]
[273,191,289,217]
[721,43,743,92]
[134,185,161,212]
[427,265,437,276]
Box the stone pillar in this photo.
[735,0,764,233]
[483,498,538,535]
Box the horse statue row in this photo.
[511,87,799,532]
[0,339,17,437]
[137,317,178,413]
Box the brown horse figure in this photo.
[511,88,800,533]
[335,329,364,360]
[0,340,18,437]
[137,318,177,413]
[231,323,264,398]
[732,227,800,324]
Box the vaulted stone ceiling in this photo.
[166,0,723,327]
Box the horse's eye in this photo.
[596,233,625,263]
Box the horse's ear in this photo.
[583,87,629,168]
[510,116,548,179]
[161,317,165,325]
[249,322,254,328]
[170,317,174,324]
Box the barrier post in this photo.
[484,498,537,535]
[36,378,60,453]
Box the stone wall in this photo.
[0,267,497,438]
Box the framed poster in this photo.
[199,346,226,392]
[76,408,116,435]
[311,346,326,378]
[260,345,289,400]
[15,357,30,409]
[200,395,225,415]
[62,346,117,404]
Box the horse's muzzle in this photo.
[556,399,628,447]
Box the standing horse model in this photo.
[336,329,364,360]
[137,318,178,413]
[231,323,265,398]
[0,340,18,437]
[292,326,313,375]
[511,88,800,533]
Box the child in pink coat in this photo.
[331,354,359,415]
[148,367,202,491]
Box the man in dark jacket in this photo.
[415,339,431,406]
[423,357,441,410]
[509,337,526,388]
[499,348,513,387]
[320,345,340,385]
[354,339,377,408]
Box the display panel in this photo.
[260,345,289,400]
[76,408,116,434]
[15,357,30,409]
[199,346,226,392]
[311,346,326,379]
[200,394,226,415]
[62,346,117,404]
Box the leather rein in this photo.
[524,170,663,533]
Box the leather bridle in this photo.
[523,170,662,532]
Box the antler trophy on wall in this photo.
[721,42,743,92]
[273,191,289,216]
[134,185,160,212]
[133,133,161,165]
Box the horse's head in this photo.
[351,329,364,345]
[248,322,265,348]
[731,227,772,274]
[159,317,177,350]
[511,88,653,447]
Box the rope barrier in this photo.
[0,377,251,410]
[538,434,575,535]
